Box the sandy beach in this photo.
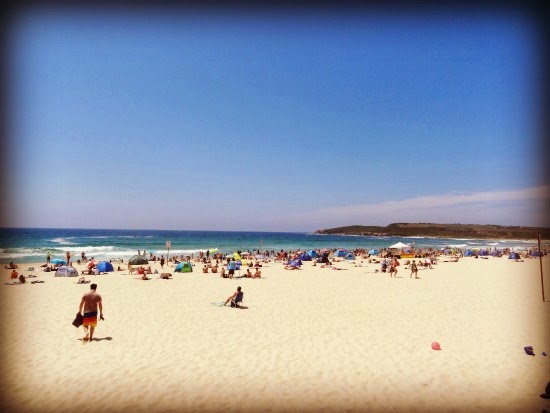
[1,255,549,413]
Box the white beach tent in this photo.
[389,242,411,249]
[54,265,79,277]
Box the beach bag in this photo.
[72,313,83,328]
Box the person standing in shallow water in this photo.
[79,283,103,342]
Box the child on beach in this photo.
[390,257,399,277]
[410,260,419,279]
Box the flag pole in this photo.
[538,233,545,302]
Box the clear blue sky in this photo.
[4,6,549,231]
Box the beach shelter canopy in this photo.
[96,261,114,272]
[333,249,348,257]
[368,249,379,256]
[508,252,521,260]
[174,262,192,273]
[51,258,66,265]
[299,253,312,261]
[345,253,355,260]
[389,242,411,249]
[54,265,78,277]
[307,250,319,258]
[129,255,148,265]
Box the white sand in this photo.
[1,256,549,413]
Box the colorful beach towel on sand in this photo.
[211,302,225,307]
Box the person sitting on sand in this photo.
[202,265,208,274]
[10,269,18,279]
[140,273,150,280]
[5,262,18,269]
[18,274,26,284]
[146,265,152,274]
[245,268,252,278]
[160,273,172,279]
[220,267,226,278]
[211,264,218,274]
[224,286,244,307]
[253,268,261,278]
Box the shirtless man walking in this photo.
[78,283,103,342]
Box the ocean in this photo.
[0,228,540,264]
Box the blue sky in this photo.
[4,6,549,231]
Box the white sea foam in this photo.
[50,237,77,245]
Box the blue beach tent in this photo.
[345,253,355,260]
[51,258,66,265]
[368,249,379,256]
[508,252,521,260]
[96,261,114,272]
[307,250,319,258]
[333,249,348,258]
[299,253,312,261]
[464,250,476,257]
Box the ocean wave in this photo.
[50,237,77,245]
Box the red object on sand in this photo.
[431,342,441,350]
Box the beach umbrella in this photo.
[96,261,114,272]
[389,242,411,249]
[51,258,66,265]
[129,255,148,265]
[233,252,242,260]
